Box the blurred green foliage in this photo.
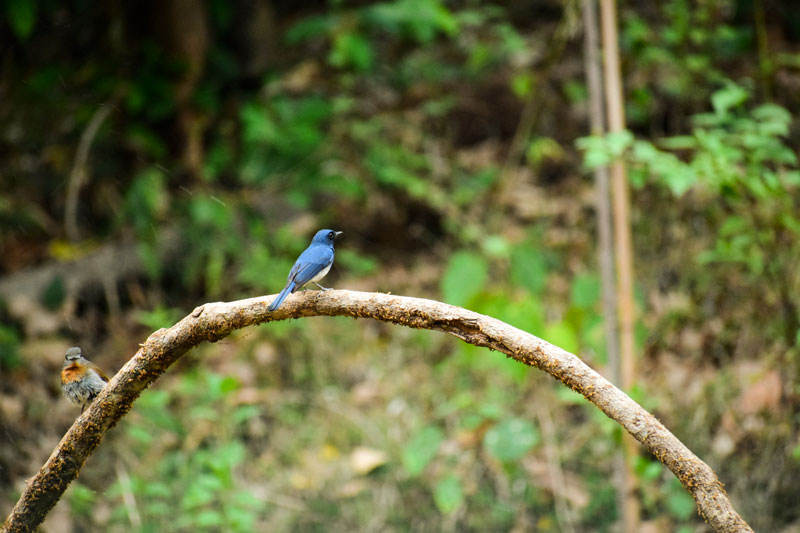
[483,418,540,462]
[580,82,800,346]
[94,0,533,310]
[441,251,488,307]
[4,0,36,40]
[621,0,752,125]
[2,0,799,530]
[433,474,464,514]
[0,323,21,370]
[403,426,444,476]
[135,307,184,331]
[107,370,260,531]
[67,483,96,521]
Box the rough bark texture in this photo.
[2,290,752,532]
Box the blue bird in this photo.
[268,229,343,311]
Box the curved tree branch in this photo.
[2,290,752,532]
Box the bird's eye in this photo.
[328,231,335,239]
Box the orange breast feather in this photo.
[61,363,84,385]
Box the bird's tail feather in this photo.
[268,281,296,311]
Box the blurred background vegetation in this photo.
[1,0,799,531]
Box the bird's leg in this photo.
[314,283,331,291]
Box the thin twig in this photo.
[535,400,576,533]
[114,461,141,529]
[64,97,119,242]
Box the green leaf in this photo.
[366,0,458,43]
[189,195,232,229]
[606,130,635,156]
[195,509,225,527]
[237,243,276,291]
[526,136,564,165]
[403,426,444,476]
[42,276,65,310]
[434,474,464,514]
[718,216,747,236]
[453,168,497,205]
[126,424,155,445]
[711,82,748,115]
[138,240,161,280]
[497,297,545,338]
[510,247,548,295]
[636,457,663,481]
[0,325,21,369]
[751,104,791,134]
[481,235,511,259]
[663,165,698,196]
[571,273,600,309]
[577,135,613,168]
[214,441,246,471]
[68,483,96,517]
[441,251,488,306]
[124,167,167,236]
[285,14,335,44]
[511,73,534,99]
[483,418,539,461]
[144,481,171,500]
[205,248,225,296]
[5,0,36,40]
[135,307,183,331]
[218,375,241,395]
[233,405,260,424]
[182,482,216,509]
[666,486,696,520]
[658,135,696,150]
[329,31,374,71]
[544,321,580,355]
[336,249,378,276]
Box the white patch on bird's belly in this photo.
[64,371,107,405]
[309,263,332,284]
[63,381,91,404]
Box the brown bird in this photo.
[61,347,109,413]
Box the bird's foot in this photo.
[314,283,331,291]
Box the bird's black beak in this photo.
[334,231,343,238]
